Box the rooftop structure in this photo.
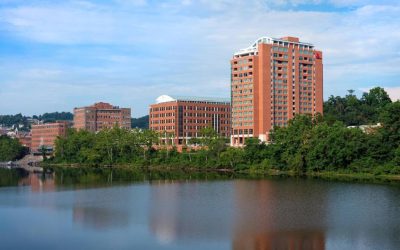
[156,95,230,104]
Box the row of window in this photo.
[273,101,288,105]
[232,105,253,111]
[232,84,253,91]
[233,72,253,77]
[299,49,314,55]
[272,90,288,94]
[274,66,288,71]
[273,53,289,59]
[272,117,288,121]
[273,122,288,127]
[232,89,253,94]
[233,65,252,71]
[232,94,254,99]
[232,111,253,116]
[151,112,174,118]
[232,129,254,135]
[151,119,174,124]
[232,122,254,127]
[232,100,253,105]
[151,106,229,112]
[232,78,253,84]
[273,47,289,52]
[233,58,253,65]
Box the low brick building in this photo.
[31,121,69,153]
[17,132,32,150]
[149,95,231,146]
[73,102,131,132]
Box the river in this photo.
[0,168,399,250]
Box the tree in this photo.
[0,136,26,161]
[220,147,244,169]
[323,87,392,126]
[131,115,149,129]
[361,87,392,107]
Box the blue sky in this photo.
[0,0,399,117]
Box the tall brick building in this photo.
[31,121,69,153]
[149,95,231,146]
[231,36,323,145]
[73,102,131,132]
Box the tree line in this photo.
[0,112,74,131]
[0,112,150,129]
[48,87,400,176]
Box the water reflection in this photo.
[73,206,130,230]
[232,180,326,249]
[0,169,399,249]
[18,172,55,192]
[149,179,327,249]
[149,180,233,243]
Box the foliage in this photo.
[53,127,160,165]
[0,112,73,131]
[131,115,149,129]
[33,112,73,123]
[323,87,391,126]
[0,114,30,131]
[0,135,27,161]
[49,88,400,176]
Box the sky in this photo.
[0,0,399,117]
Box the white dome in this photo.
[156,95,176,104]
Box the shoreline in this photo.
[41,163,400,184]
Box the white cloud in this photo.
[0,0,399,115]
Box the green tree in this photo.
[0,136,26,161]
[220,147,244,169]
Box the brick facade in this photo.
[31,121,69,153]
[73,102,131,132]
[231,36,323,145]
[149,95,231,146]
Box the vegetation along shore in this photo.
[2,87,400,183]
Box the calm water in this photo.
[0,169,399,250]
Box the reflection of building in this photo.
[18,173,55,192]
[149,180,233,243]
[72,185,133,230]
[233,231,325,250]
[31,121,69,153]
[231,36,323,146]
[149,95,231,146]
[232,180,326,250]
[148,179,327,249]
[73,206,130,230]
[73,102,131,132]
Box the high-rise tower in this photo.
[231,36,323,145]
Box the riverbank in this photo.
[42,163,400,184]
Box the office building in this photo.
[73,102,131,132]
[31,121,69,153]
[149,95,231,146]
